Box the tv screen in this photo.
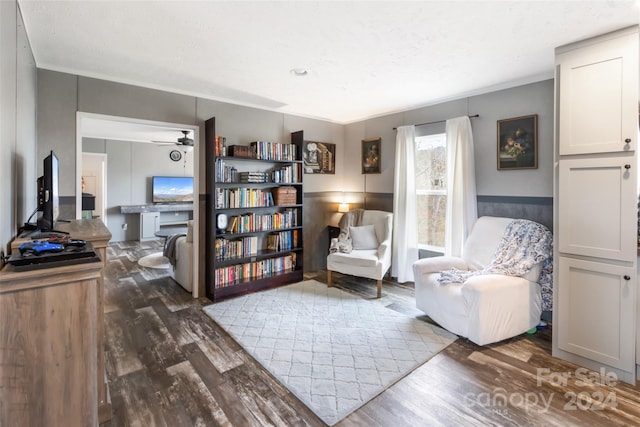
[36,150,60,231]
[152,176,194,203]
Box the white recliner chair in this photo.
[327,210,393,298]
[172,220,193,292]
[413,216,549,346]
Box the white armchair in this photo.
[327,210,393,298]
[413,216,550,346]
[171,220,193,292]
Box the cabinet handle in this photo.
[624,275,631,281]
[625,138,631,143]
[624,164,631,170]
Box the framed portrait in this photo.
[303,141,335,174]
[362,137,381,174]
[497,114,538,170]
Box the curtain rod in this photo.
[393,114,479,130]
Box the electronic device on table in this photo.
[18,150,68,237]
[7,238,99,271]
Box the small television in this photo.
[152,176,194,203]
[36,150,60,231]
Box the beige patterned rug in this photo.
[203,279,457,425]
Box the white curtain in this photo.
[392,125,418,283]
[445,116,478,257]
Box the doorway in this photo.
[75,112,201,297]
[82,152,106,220]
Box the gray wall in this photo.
[36,69,345,274]
[1,1,37,258]
[343,79,554,198]
[33,62,555,278]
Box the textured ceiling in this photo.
[18,0,640,124]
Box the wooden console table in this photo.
[8,219,113,423]
[0,254,102,425]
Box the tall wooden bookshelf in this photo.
[205,117,304,301]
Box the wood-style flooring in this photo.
[101,240,640,426]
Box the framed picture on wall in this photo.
[497,114,538,170]
[303,141,335,174]
[362,137,381,174]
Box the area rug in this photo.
[138,252,170,269]
[203,279,457,425]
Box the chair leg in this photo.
[377,279,382,298]
[327,270,333,287]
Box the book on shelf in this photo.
[215,235,259,260]
[238,172,269,183]
[215,135,227,157]
[214,252,297,288]
[250,141,298,161]
[228,145,254,158]
[215,158,238,182]
[224,210,298,234]
[216,188,273,208]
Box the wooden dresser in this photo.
[0,219,111,425]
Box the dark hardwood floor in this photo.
[101,240,640,426]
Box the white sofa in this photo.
[171,220,193,292]
[327,210,393,298]
[413,216,545,346]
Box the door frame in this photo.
[75,112,202,297]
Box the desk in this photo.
[11,219,113,422]
[120,203,193,240]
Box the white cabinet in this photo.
[140,211,160,241]
[558,157,637,261]
[554,26,638,384]
[557,257,635,371]
[557,29,638,155]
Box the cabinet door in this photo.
[140,212,160,241]
[558,157,637,262]
[557,257,635,372]
[557,30,638,155]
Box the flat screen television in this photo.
[152,176,194,203]
[36,150,60,231]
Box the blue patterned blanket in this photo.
[438,219,553,311]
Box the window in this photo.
[415,133,446,252]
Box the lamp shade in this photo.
[338,203,349,213]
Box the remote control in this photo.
[19,241,65,255]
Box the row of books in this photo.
[224,210,298,234]
[272,164,301,184]
[214,158,300,184]
[266,230,299,251]
[215,187,274,209]
[214,236,258,260]
[214,253,297,288]
[214,135,227,157]
[215,159,238,183]
[250,141,298,161]
[239,172,269,183]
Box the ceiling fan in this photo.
[152,130,194,146]
[177,130,194,146]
